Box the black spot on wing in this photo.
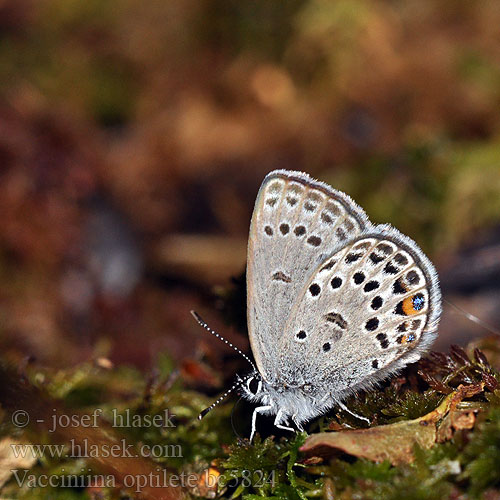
[394,253,409,265]
[364,280,380,292]
[280,223,290,235]
[294,225,306,236]
[331,277,342,289]
[353,241,371,251]
[307,235,322,247]
[376,243,393,255]
[320,260,335,271]
[393,278,407,294]
[325,312,347,329]
[395,301,406,315]
[411,319,422,330]
[336,227,347,241]
[321,211,334,224]
[376,333,389,349]
[272,271,291,283]
[397,322,408,332]
[268,181,282,193]
[345,219,355,232]
[369,252,385,264]
[384,262,399,274]
[345,252,362,263]
[406,270,420,285]
[353,272,365,284]
[365,318,379,331]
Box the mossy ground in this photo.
[1,336,500,499]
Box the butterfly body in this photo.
[241,373,333,431]
[242,170,441,439]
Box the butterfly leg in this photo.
[291,414,304,431]
[319,393,330,404]
[274,409,294,433]
[337,400,370,424]
[250,405,272,442]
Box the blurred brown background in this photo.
[1,0,500,374]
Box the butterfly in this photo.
[195,170,441,440]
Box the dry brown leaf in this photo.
[302,416,437,466]
[450,409,476,431]
[436,412,454,443]
[436,407,477,443]
[301,383,484,466]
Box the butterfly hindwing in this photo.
[278,227,441,394]
[247,170,370,382]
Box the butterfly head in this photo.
[239,371,329,426]
[239,372,298,408]
[239,372,267,402]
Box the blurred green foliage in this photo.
[1,0,499,256]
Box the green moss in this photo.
[382,390,444,420]
[461,406,500,497]
[2,341,500,498]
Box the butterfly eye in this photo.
[247,377,261,395]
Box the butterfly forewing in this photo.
[278,229,441,393]
[247,170,369,382]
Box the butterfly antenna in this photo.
[190,310,256,369]
[444,299,500,337]
[198,380,242,420]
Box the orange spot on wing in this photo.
[400,333,416,344]
[402,296,420,316]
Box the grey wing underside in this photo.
[246,170,370,383]
[278,226,442,395]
